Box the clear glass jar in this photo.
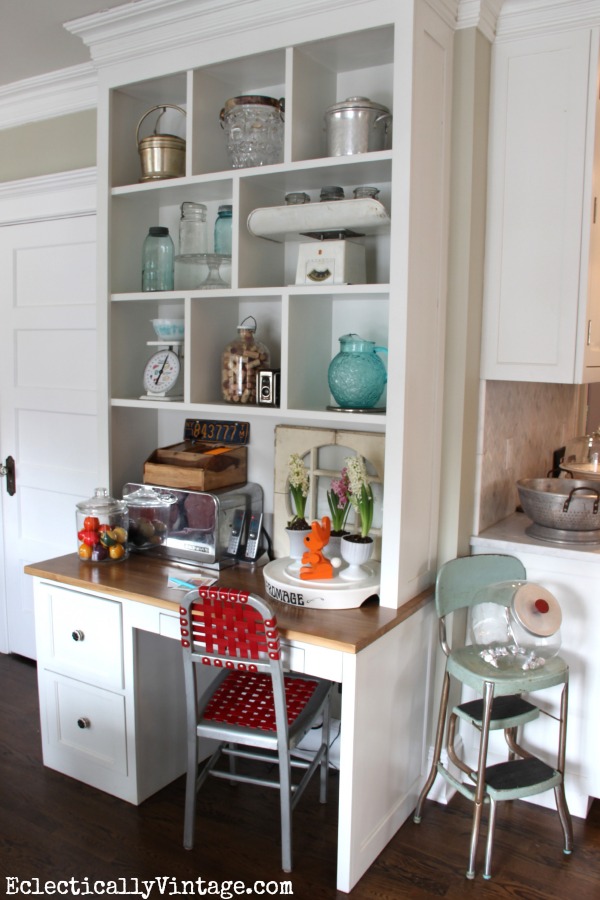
[220,95,284,168]
[76,488,129,563]
[320,185,345,201]
[142,226,174,291]
[285,192,311,205]
[221,316,271,403]
[179,202,208,255]
[122,484,177,551]
[214,205,232,256]
[353,186,380,200]
[470,580,562,669]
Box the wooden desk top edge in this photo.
[25,553,433,655]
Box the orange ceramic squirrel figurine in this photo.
[300,517,334,580]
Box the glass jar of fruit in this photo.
[122,484,177,551]
[76,487,129,563]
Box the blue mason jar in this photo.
[142,226,174,291]
[214,205,232,256]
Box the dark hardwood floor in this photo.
[1,651,599,898]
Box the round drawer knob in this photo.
[77,717,91,729]
[71,629,85,642]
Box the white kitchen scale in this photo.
[295,231,366,285]
[141,341,183,400]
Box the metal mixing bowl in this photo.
[517,478,600,531]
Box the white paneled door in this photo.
[0,172,98,658]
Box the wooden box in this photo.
[143,441,247,491]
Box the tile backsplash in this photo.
[477,380,585,533]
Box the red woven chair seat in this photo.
[203,670,321,730]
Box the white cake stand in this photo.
[263,557,380,610]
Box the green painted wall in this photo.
[0,110,96,182]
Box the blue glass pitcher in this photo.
[328,333,387,409]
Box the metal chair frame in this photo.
[414,554,573,879]
[179,585,332,872]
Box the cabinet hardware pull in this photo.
[77,717,91,729]
[588,320,592,346]
[72,630,85,642]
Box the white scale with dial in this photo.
[141,342,183,400]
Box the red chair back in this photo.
[180,586,281,670]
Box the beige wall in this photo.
[438,27,491,564]
[477,381,585,533]
[0,110,96,182]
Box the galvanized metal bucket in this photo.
[136,104,186,182]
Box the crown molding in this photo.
[456,0,504,40]
[495,0,600,40]
[0,63,97,131]
[0,168,97,226]
[65,0,460,69]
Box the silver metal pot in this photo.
[324,96,392,156]
[517,478,600,542]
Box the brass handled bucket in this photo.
[136,104,186,182]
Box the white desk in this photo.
[26,554,434,892]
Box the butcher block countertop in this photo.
[25,553,432,655]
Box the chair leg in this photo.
[483,795,497,880]
[555,681,573,854]
[466,680,494,879]
[414,671,450,823]
[447,711,476,778]
[319,693,331,804]
[504,726,533,761]
[279,747,293,873]
[183,732,200,850]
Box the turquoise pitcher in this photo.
[327,333,387,409]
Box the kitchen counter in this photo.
[24,553,431,655]
[471,510,600,560]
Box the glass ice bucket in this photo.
[219,95,284,168]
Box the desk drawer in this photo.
[39,585,123,690]
[41,670,127,777]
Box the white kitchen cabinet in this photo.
[471,514,600,818]
[481,21,600,384]
[33,580,187,803]
[70,0,454,608]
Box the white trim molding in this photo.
[496,0,600,40]
[66,0,461,69]
[456,1,504,41]
[0,168,97,227]
[0,63,97,131]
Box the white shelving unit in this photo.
[77,0,455,609]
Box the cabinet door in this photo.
[584,56,600,373]
[481,28,595,383]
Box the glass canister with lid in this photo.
[76,487,129,562]
[122,484,178,551]
[219,95,284,168]
[179,202,208,255]
[221,316,271,403]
